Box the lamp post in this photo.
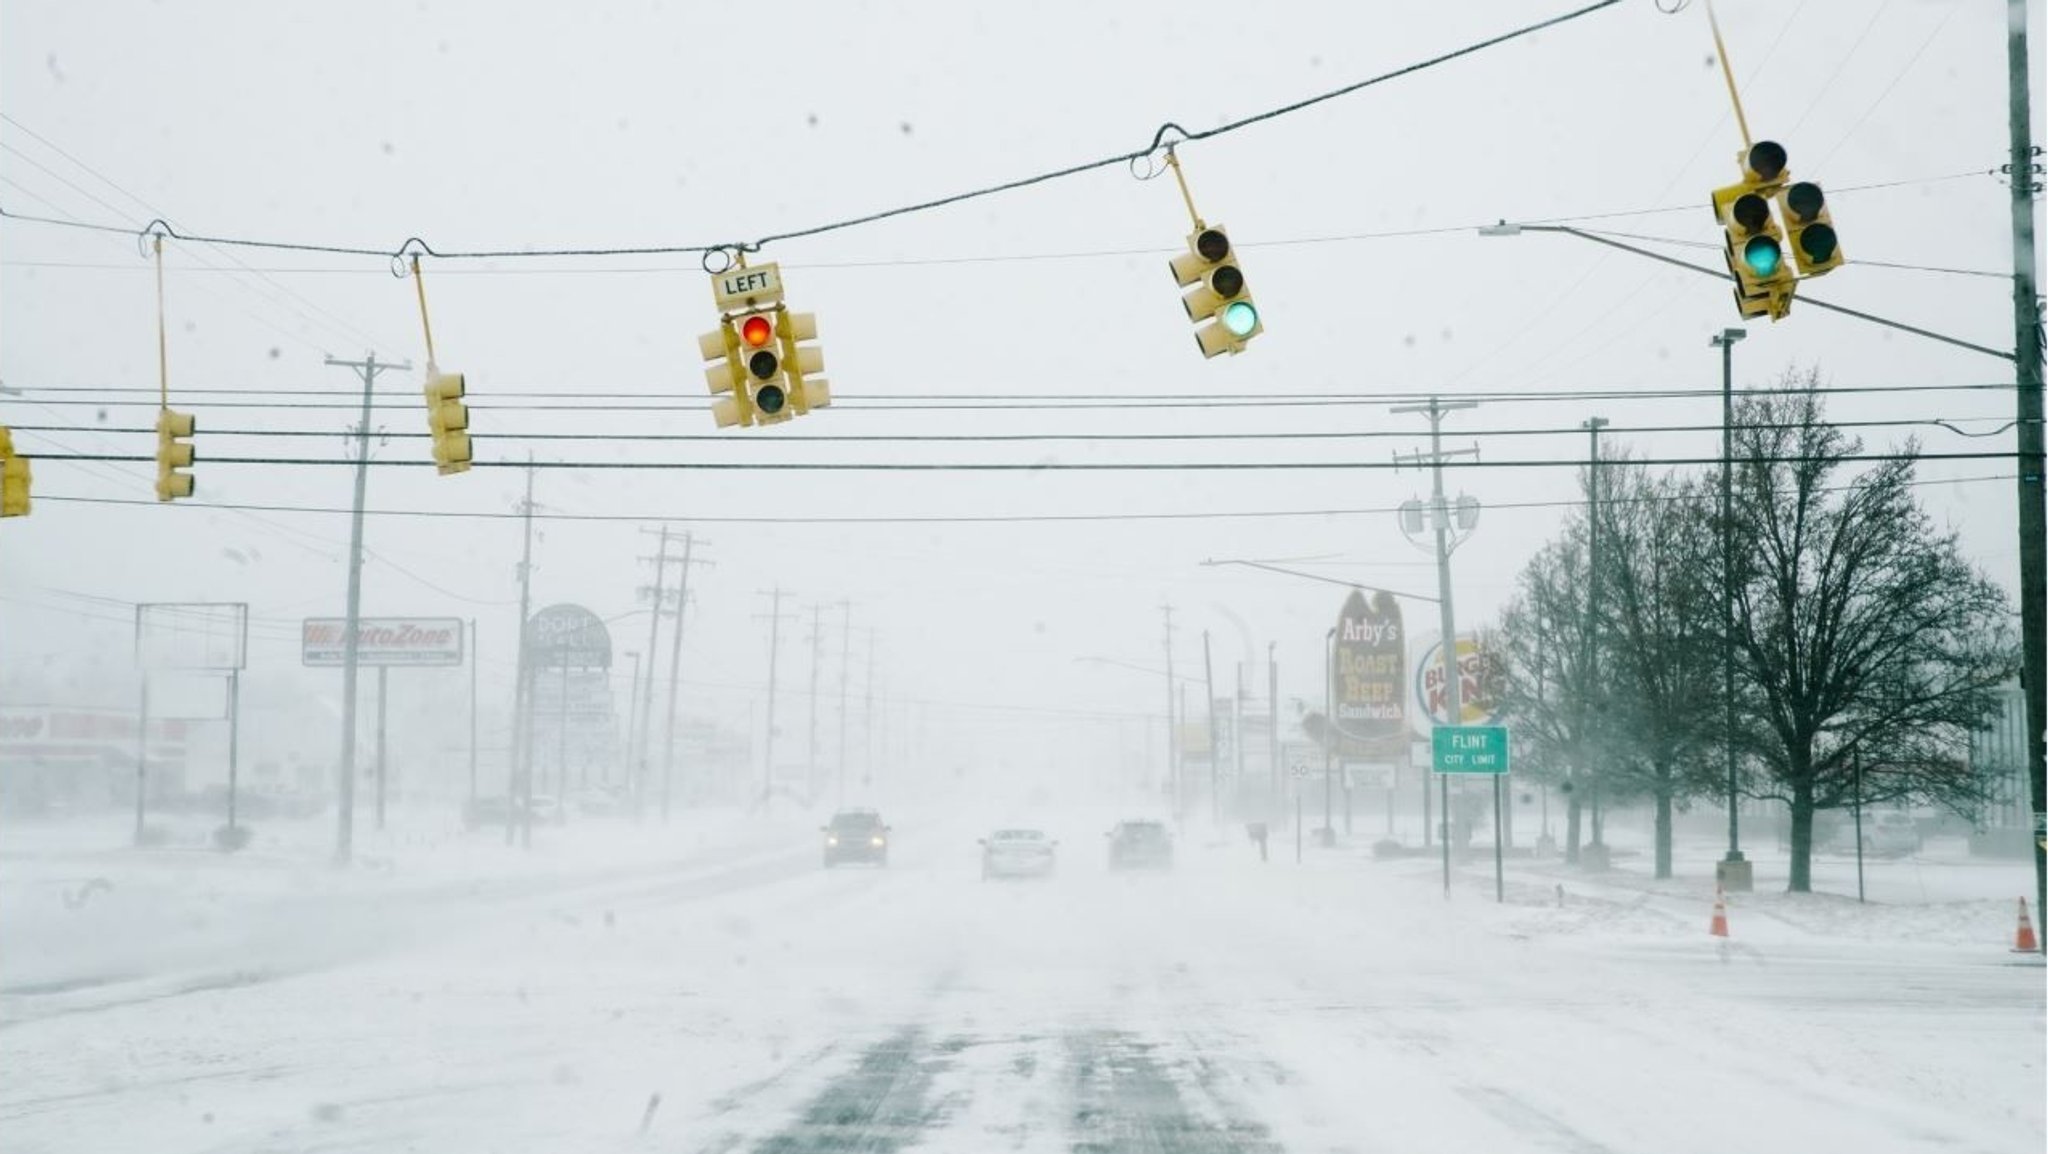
[1710,327,1753,893]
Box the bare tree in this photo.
[1594,463,1724,879]
[1495,527,1602,862]
[1726,375,2015,892]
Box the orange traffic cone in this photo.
[2013,898,2039,953]
[1709,887,1729,938]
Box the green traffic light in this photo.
[1222,300,1259,337]
[1742,236,1782,278]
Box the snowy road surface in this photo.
[2,817,2041,1153]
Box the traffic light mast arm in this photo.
[1705,0,1754,152]
[1480,223,2014,362]
[410,254,439,370]
[1163,148,1204,230]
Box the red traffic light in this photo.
[740,314,775,348]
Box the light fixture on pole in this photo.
[1709,326,1752,892]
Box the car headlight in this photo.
[871,836,886,847]
[826,836,839,846]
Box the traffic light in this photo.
[1778,180,1842,277]
[0,427,29,518]
[155,408,195,501]
[1711,141,1793,320]
[735,311,789,423]
[699,308,830,427]
[423,371,472,475]
[1170,224,1262,357]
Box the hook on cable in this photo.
[1130,122,1193,181]
[390,237,435,278]
[136,218,172,258]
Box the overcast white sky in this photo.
[2,0,2042,782]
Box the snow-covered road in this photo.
[3,816,2041,1153]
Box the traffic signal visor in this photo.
[1778,181,1841,277]
[1170,225,1261,358]
[155,408,196,501]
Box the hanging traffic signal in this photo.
[1170,225,1262,358]
[700,260,829,428]
[155,408,195,501]
[424,370,472,475]
[0,427,29,518]
[1778,181,1842,277]
[1711,141,1793,321]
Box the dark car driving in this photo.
[1107,819,1174,870]
[822,808,891,867]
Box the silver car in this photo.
[980,828,1058,880]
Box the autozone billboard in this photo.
[302,618,465,667]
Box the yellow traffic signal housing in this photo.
[155,408,196,502]
[1778,181,1842,277]
[1711,140,1797,321]
[700,307,830,428]
[424,371,473,475]
[1170,225,1262,357]
[699,318,750,428]
[0,427,29,518]
[734,311,790,424]
[780,311,830,417]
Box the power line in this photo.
[21,450,2019,472]
[0,3,1635,264]
[5,415,2023,444]
[0,164,1981,274]
[2,381,2020,410]
[30,472,2012,526]
[0,168,1987,277]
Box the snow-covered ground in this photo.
[1,807,2040,1153]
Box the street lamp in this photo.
[1710,327,1751,892]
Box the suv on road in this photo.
[1107,820,1174,870]
[822,808,891,867]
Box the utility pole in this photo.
[1583,417,1610,857]
[1203,631,1219,826]
[1161,603,1179,818]
[324,352,408,864]
[1394,396,1480,900]
[806,603,825,803]
[757,588,793,808]
[510,456,537,848]
[660,532,708,822]
[836,600,852,810]
[2004,0,2046,951]
[634,525,674,816]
